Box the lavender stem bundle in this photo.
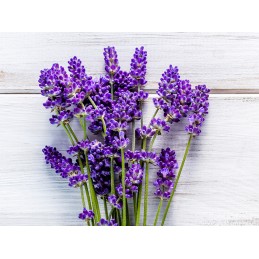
[40,46,210,226]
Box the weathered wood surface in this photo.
[0,94,259,225]
[1,33,259,93]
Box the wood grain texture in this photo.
[0,94,259,225]
[1,32,259,93]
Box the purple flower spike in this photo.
[108,119,128,132]
[69,173,88,187]
[108,195,122,209]
[39,63,69,96]
[97,218,118,226]
[130,46,147,86]
[154,66,193,124]
[126,164,144,186]
[116,164,144,199]
[125,150,143,162]
[150,118,170,133]
[112,131,130,149]
[135,90,149,102]
[185,85,210,136]
[42,146,80,178]
[140,151,158,165]
[79,208,94,221]
[67,145,80,155]
[68,56,87,81]
[154,148,178,199]
[104,46,120,77]
[49,110,73,125]
[136,125,156,139]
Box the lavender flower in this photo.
[130,46,147,86]
[140,151,158,165]
[69,173,88,187]
[39,63,69,97]
[108,119,128,132]
[185,85,210,136]
[154,148,178,199]
[113,70,134,91]
[42,146,80,178]
[150,118,170,133]
[87,140,111,195]
[112,131,130,149]
[125,150,143,163]
[153,66,193,123]
[136,125,156,139]
[135,90,149,102]
[49,110,73,125]
[108,195,122,209]
[97,218,118,226]
[116,164,144,198]
[39,47,210,226]
[104,47,120,77]
[79,208,94,221]
[125,164,143,186]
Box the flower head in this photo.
[108,195,122,209]
[49,110,73,125]
[112,131,130,149]
[185,85,210,136]
[136,125,156,139]
[150,118,170,133]
[104,46,120,77]
[130,46,147,86]
[78,208,94,221]
[154,148,178,199]
[97,218,118,226]
[42,146,80,178]
[69,173,88,187]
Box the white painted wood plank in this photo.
[1,33,259,93]
[0,94,259,225]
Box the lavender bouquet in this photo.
[40,46,210,226]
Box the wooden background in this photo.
[0,32,259,225]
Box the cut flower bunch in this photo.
[40,46,210,226]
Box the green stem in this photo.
[88,96,97,109]
[117,209,122,225]
[161,134,193,226]
[138,85,144,127]
[143,162,149,226]
[135,137,147,226]
[61,123,75,145]
[135,183,142,226]
[80,186,90,225]
[100,117,107,136]
[103,198,109,220]
[67,124,78,143]
[149,131,158,151]
[84,183,92,211]
[153,198,163,226]
[80,186,86,208]
[133,193,137,222]
[108,208,115,220]
[126,200,130,226]
[121,148,127,226]
[142,137,147,150]
[83,116,87,140]
[110,157,115,194]
[132,119,136,151]
[61,123,89,226]
[84,150,101,222]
